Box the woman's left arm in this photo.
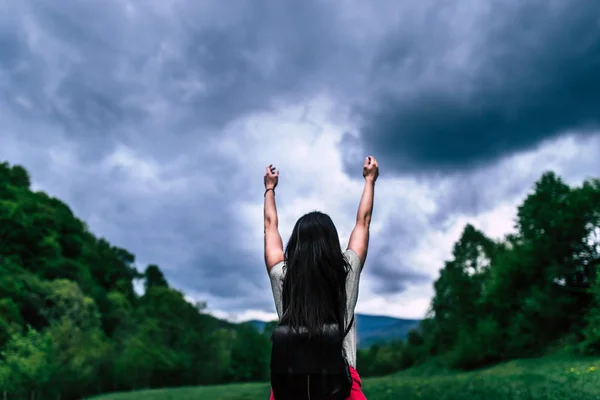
[264,164,285,272]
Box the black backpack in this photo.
[270,315,355,400]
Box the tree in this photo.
[429,225,496,356]
[0,299,22,348]
[514,173,600,341]
[144,264,169,290]
[226,324,270,382]
[1,327,53,399]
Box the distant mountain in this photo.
[355,314,420,348]
[245,319,270,333]
[242,314,421,348]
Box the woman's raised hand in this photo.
[362,156,379,182]
[264,164,279,189]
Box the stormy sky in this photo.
[2,0,600,321]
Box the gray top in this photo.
[268,248,363,368]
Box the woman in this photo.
[264,156,379,400]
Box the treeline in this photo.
[358,171,600,377]
[0,162,273,399]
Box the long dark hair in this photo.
[280,211,350,335]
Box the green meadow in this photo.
[89,355,600,400]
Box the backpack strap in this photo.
[343,314,355,338]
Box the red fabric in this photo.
[269,366,366,399]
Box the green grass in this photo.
[88,356,600,400]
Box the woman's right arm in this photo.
[347,156,378,265]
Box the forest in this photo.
[0,160,599,399]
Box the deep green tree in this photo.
[144,264,169,290]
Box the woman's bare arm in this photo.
[264,164,284,272]
[348,156,378,265]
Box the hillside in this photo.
[245,314,421,348]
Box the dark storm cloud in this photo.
[0,0,353,146]
[346,0,600,175]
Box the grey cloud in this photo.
[366,219,431,294]
[1,0,353,148]
[369,265,431,295]
[425,134,600,228]
[345,0,600,175]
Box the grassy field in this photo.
[89,356,600,400]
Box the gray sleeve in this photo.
[269,262,285,319]
[344,248,363,323]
